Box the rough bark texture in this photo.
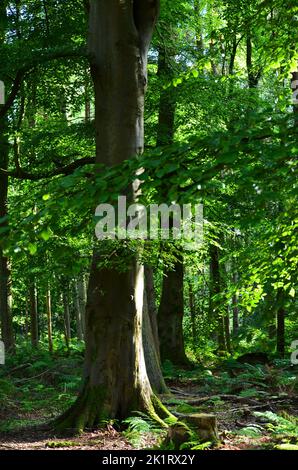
[54,0,169,432]
[158,257,189,366]
[143,267,167,393]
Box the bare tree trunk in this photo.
[188,280,196,350]
[143,272,167,393]
[62,288,71,346]
[54,1,169,432]
[0,116,14,352]
[209,245,226,352]
[77,278,86,339]
[144,266,160,359]
[29,281,39,348]
[46,285,53,353]
[232,272,239,335]
[73,281,83,341]
[276,289,285,357]
[158,256,189,366]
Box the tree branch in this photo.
[0,156,95,181]
[0,46,87,119]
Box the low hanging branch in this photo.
[0,46,87,119]
[0,156,95,180]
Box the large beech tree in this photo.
[55,0,170,431]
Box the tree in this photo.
[55,0,170,432]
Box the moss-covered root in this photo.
[52,383,173,434]
[53,383,107,435]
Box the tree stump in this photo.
[164,413,219,449]
[182,413,219,443]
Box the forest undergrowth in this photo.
[0,341,297,451]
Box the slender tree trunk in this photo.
[74,282,83,341]
[156,39,189,367]
[144,266,160,359]
[54,1,169,432]
[276,289,285,357]
[29,281,39,348]
[188,280,196,350]
[77,278,86,339]
[0,113,14,352]
[246,33,259,89]
[210,245,226,352]
[143,269,167,393]
[46,285,53,353]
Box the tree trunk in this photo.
[63,288,71,346]
[77,278,86,339]
[232,272,239,335]
[246,33,259,89]
[46,285,53,353]
[276,289,285,357]
[29,281,39,348]
[143,270,167,393]
[73,282,83,341]
[209,245,226,352]
[158,256,189,366]
[0,114,14,352]
[155,41,188,367]
[188,280,196,350]
[54,0,169,432]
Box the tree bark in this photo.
[54,0,169,432]
[276,289,285,357]
[62,288,71,346]
[209,245,226,352]
[0,123,14,352]
[143,269,167,393]
[29,280,39,348]
[73,282,83,341]
[46,285,53,353]
[77,277,87,339]
[188,280,197,350]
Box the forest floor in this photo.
[0,344,298,451]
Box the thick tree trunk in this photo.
[29,281,39,348]
[54,0,169,432]
[62,288,71,346]
[158,257,189,366]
